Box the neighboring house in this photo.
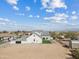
[10,31,53,44]
[69,36,79,49]
[0,33,17,42]
[41,32,53,40]
[70,40,79,49]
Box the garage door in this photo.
[16,41,21,44]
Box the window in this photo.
[46,37,48,40]
[43,37,45,40]
[34,35,35,37]
[33,39,35,42]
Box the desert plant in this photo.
[72,49,79,59]
[50,32,58,39]
[64,32,77,40]
[42,39,51,44]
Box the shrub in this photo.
[42,39,51,44]
[0,39,3,44]
[72,49,79,59]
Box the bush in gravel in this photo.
[72,49,79,59]
[42,39,51,44]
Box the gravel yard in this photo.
[0,41,72,59]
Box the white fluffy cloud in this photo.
[44,12,79,26]
[36,15,40,18]
[41,0,67,11]
[44,13,69,24]
[13,6,19,10]
[26,6,31,11]
[34,0,37,3]
[0,18,10,25]
[71,15,78,20]
[52,13,68,20]
[0,17,16,25]
[6,0,19,11]
[28,15,40,18]
[46,9,54,12]
[29,15,33,18]
[70,14,78,25]
[0,18,33,31]
[72,11,76,15]
[6,0,18,5]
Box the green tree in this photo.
[50,32,60,39]
[65,32,76,40]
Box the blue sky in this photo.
[0,0,79,31]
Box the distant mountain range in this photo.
[0,27,79,32]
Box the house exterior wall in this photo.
[42,36,52,40]
[26,34,42,43]
[70,40,79,49]
[10,41,28,44]
[9,34,42,44]
[9,32,52,44]
[10,41,15,44]
[21,41,27,44]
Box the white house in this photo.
[26,33,42,43]
[10,31,53,44]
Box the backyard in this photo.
[0,41,72,59]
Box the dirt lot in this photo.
[0,41,72,59]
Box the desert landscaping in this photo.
[0,0,79,59]
[0,41,72,59]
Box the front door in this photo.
[33,39,35,43]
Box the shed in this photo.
[70,40,79,49]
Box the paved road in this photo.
[0,41,73,59]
